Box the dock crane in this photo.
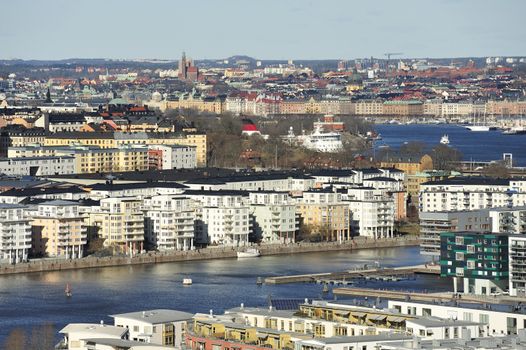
[384,52,403,83]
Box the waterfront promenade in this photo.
[0,236,418,276]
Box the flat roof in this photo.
[110,309,193,324]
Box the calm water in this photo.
[0,246,446,343]
[375,124,526,166]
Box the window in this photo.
[456,252,464,261]
[456,237,464,245]
[467,260,475,269]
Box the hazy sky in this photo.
[1,0,525,60]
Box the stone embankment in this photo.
[0,237,419,276]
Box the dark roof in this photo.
[88,182,187,191]
[48,114,86,124]
[0,185,87,197]
[357,168,383,174]
[422,177,512,186]
[364,176,398,182]
[308,169,356,177]
[183,189,250,196]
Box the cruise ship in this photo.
[296,125,344,153]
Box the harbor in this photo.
[0,246,441,343]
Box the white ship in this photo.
[237,248,261,258]
[296,125,344,153]
[440,135,450,145]
[465,125,491,132]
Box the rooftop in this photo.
[110,309,194,324]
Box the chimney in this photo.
[100,320,104,326]
[142,311,146,318]
[269,306,273,312]
[209,309,213,317]
[240,303,244,310]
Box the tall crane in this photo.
[384,52,403,83]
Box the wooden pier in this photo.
[264,264,439,285]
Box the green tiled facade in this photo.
[440,231,509,280]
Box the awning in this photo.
[367,314,387,321]
[387,316,406,323]
[334,311,350,317]
[351,312,366,318]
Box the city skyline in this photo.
[1,0,525,61]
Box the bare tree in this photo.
[482,161,510,179]
[431,144,463,171]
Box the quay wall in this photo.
[0,237,419,276]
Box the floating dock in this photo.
[264,264,439,285]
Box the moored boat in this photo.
[237,248,261,258]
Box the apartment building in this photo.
[383,100,424,116]
[344,187,394,239]
[380,155,433,176]
[440,232,509,295]
[43,131,207,166]
[31,200,87,259]
[143,195,195,251]
[148,144,197,170]
[249,192,298,243]
[388,299,526,336]
[354,100,384,115]
[419,178,526,213]
[489,206,526,234]
[509,235,526,297]
[0,203,32,263]
[8,144,149,174]
[111,309,193,347]
[86,197,144,255]
[419,210,491,256]
[0,156,75,176]
[297,190,350,242]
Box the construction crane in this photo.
[384,52,403,83]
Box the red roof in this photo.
[242,124,258,132]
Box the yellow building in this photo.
[380,154,433,176]
[192,318,293,350]
[0,127,46,157]
[85,197,144,255]
[31,200,87,259]
[297,191,350,241]
[44,131,207,167]
[165,95,224,114]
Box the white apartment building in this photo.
[509,235,526,297]
[0,203,31,264]
[489,206,526,234]
[58,323,129,350]
[419,178,526,213]
[249,192,298,243]
[388,299,526,337]
[86,197,144,255]
[344,187,394,238]
[199,206,250,246]
[111,309,193,347]
[149,144,197,169]
[143,195,195,251]
[0,156,75,176]
[184,175,315,193]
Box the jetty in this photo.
[264,263,439,284]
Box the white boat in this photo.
[237,248,261,258]
[182,278,193,285]
[465,125,491,132]
[297,125,344,153]
[440,135,450,145]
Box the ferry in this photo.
[182,278,193,285]
[299,125,344,153]
[440,135,450,145]
[237,248,261,258]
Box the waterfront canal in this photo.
[0,246,448,342]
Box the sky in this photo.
[1,0,525,61]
